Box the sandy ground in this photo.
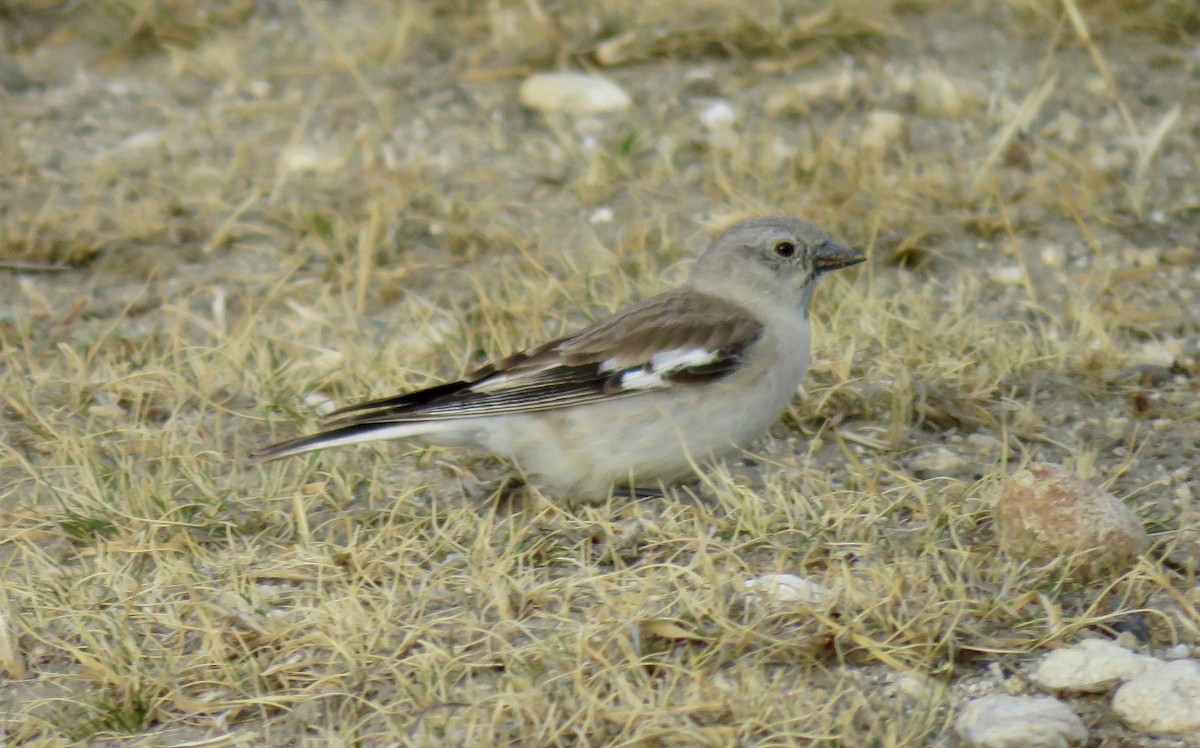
[1,1,1199,745]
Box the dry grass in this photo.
[2,1,1199,745]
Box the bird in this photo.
[251,216,864,499]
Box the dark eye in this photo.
[773,241,796,258]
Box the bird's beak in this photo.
[813,241,865,274]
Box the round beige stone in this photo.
[993,463,1148,579]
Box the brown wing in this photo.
[319,289,763,426]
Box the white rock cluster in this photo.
[959,639,1200,744]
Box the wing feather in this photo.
[320,289,762,426]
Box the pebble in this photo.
[956,694,1087,748]
[893,671,938,702]
[990,265,1024,287]
[1031,638,1160,693]
[859,110,907,155]
[910,447,969,476]
[1112,659,1200,734]
[966,433,1003,455]
[280,143,343,174]
[992,463,1148,579]
[519,72,632,114]
[1135,339,1182,368]
[742,574,833,609]
[698,100,739,151]
[588,207,614,224]
[913,69,966,118]
[1039,245,1066,269]
[1162,246,1199,266]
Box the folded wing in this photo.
[251,290,762,461]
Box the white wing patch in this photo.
[614,347,722,392]
[649,347,721,370]
[617,369,667,390]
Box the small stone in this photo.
[248,79,272,98]
[910,447,969,476]
[1112,660,1200,734]
[914,69,966,117]
[992,463,1149,580]
[966,433,1003,454]
[698,100,736,128]
[1136,340,1182,368]
[1031,638,1160,693]
[588,207,614,224]
[698,100,739,151]
[743,574,833,609]
[280,144,342,174]
[893,671,938,702]
[1046,111,1083,145]
[519,72,632,114]
[990,266,1024,286]
[1040,245,1066,269]
[859,110,907,155]
[956,694,1087,748]
[1162,246,1198,266]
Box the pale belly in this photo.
[477,335,811,498]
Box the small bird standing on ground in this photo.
[252,216,864,499]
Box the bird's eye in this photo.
[773,241,797,258]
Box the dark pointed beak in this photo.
[813,241,865,274]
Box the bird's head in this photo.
[690,216,864,314]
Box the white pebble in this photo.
[698,99,736,128]
[1112,660,1200,734]
[1040,245,1065,269]
[743,574,833,609]
[859,110,907,155]
[990,265,1024,286]
[698,100,739,151]
[956,694,1087,748]
[519,72,632,114]
[914,69,966,118]
[1032,638,1160,693]
[281,144,342,174]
